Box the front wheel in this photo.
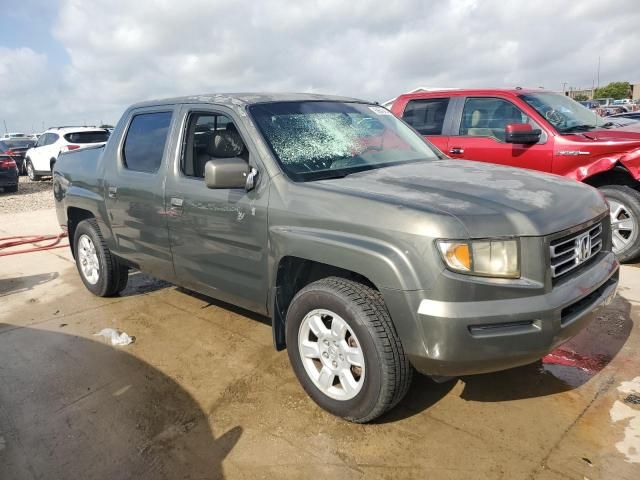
[74,219,129,297]
[286,277,412,423]
[600,185,640,263]
[26,160,41,181]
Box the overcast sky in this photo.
[1,0,639,132]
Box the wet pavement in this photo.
[1,209,639,479]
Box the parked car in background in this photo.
[53,93,619,422]
[606,111,640,121]
[24,126,110,180]
[579,100,600,109]
[0,152,19,193]
[595,98,615,108]
[602,116,639,129]
[391,88,640,262]
[1,132,28,140]
[0,138,36,175]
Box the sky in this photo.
[1,0,639,132]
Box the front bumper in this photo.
[382,251,619,376]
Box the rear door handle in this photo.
[169,197,184,216]
[108,186,117,198]
[449,147,464,155]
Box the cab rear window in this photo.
[64,131,110,144]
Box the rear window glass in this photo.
[402,98,449,135]
[64,131,110,144]
[2,139,35,148]
[122,112,172,173]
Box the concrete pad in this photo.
[1,208,639,479]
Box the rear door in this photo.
[103,107,177,280]
[447,96,553,172]
[397,97,453,153]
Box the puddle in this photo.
[609,377,640,464]
[541,347,612,388]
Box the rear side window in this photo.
[64,131,110,144]
[402,98,450,135]
[123,112,172,173]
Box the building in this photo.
[564,81,640,100]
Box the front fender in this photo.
[571,148,640,183]
[269,226,424,291]
[619,147,640,179]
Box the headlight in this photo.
[436,239,520,278]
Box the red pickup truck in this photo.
[390,88,640,262]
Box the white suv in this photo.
[24,127,110,180]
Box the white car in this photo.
[24,127,110,180]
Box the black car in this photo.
[606,111,640,121]
[0,138,36,175]
[0,152,18,192]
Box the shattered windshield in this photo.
[519,92,606,133]
[249,101,441,181]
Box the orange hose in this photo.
[0,233,69,257]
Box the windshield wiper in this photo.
[562,124,596,133]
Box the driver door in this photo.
[164,106,270,314]
[447,96,553,173]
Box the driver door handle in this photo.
[108,186,117,198]
[449,147,464,155]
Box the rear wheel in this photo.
[600,185,640,263]
[286,277,412,423]
[74,219,129,297]
[26,159,41,181]
[4,185,18,193]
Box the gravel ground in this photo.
[0,176,54,214]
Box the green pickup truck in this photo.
[53,93,619,422]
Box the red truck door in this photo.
[396,97,451,153]
[446,96,553,172]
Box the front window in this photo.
[520,92,605,133]
[249,101,441,182]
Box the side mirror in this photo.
[204,157,256,190]
[505,123,541,144]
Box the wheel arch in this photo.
[269,227,422,351]
[583,163,639,191]
[67,207,95,257]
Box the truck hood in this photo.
[315,160,607,237]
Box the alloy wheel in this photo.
[609,199,637,254]
[78,234,100,285]
[298,308,365,401]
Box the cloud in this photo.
[1,0,639,131]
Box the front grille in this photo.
[550,222,602,279]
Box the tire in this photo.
[26,159,41,181]
[4,185,18,193]
[286,277,412,423]
[73,218,129,297]
[600,185,640,263]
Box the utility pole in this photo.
[3,120,7,135]
[596,56,601,90]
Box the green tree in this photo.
[573,94,589,101]
[594,82,631,99]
